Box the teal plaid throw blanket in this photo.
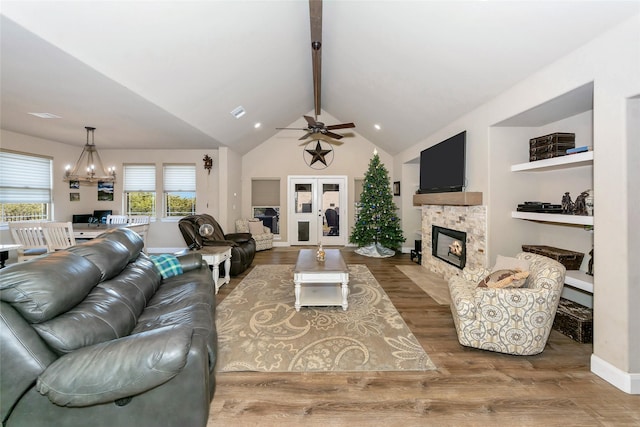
[149,254,183,279]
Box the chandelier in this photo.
[64,126,116,183]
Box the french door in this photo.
[288,176,347,246]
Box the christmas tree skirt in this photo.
[355,243,395,258]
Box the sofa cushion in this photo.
[36,325,193,407]
[98,228,144,262]
[0,251,102,323]
[492,254,530,273]
[67,239,132,281]
[32,256,161,355]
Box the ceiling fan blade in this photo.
[276,127,307,130]
[299,138,343,147]
[325,139,343,146]
[303,115,317,127]
[309,0,322,117]
[326,122,355,130]
[298,132,313,140]
[324,131,344,140]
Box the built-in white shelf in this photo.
[511,211,594,225]
[565,270,594,294]
[511,150,593,172]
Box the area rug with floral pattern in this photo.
[215,264,436,372]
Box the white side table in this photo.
[200,246,232,294]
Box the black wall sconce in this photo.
[203,154,213,175]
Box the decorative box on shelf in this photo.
[553,298,593,343]
[529,132,575,161]
[522,244,584,270]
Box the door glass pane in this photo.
[322,183,340,237]
[295,184,313,213]
[297,221,310,241]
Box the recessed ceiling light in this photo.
[230,106,246,119]
[254,122,261,129]
[28,112,61,119]
[374,124,381,130]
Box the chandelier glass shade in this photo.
[64,127,116,183]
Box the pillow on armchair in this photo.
[248,220,266,236]
[235,218,273,251]
[477,269,529,288]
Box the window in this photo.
[252,179,280,234]
[0,151,52,222]
[163,164,196,217]
[123,165,156,216]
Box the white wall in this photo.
[627,96,640,375]
[217,147,243,233]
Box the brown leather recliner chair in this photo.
[178,214,256,276]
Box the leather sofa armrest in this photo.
[176,252,205,272]
[223,232,252,244]
[36,325,192,407]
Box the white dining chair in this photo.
[8,222,48,262]
[106,214,128,224]
[41,222,76,252]
[127,216,150,252]
[127,215,150,224]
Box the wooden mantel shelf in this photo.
[413,192,483,206]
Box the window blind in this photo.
[0,151,52,203]
[252,179,280,206]
[164,165,196,192]
[124,165,156,192]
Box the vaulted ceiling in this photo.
[1,1,637,155]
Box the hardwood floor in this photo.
[208,247,639,426]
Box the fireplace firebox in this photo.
[432,226,467,269]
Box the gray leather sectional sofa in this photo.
[0,228,217,427]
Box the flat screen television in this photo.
[419,131,466,194]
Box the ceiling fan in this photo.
[276,0,355,143]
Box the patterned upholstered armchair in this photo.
[447,252,566,355]
[235,218,273,251]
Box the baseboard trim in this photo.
[591,354,640,394]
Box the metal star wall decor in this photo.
[303,140,333,169]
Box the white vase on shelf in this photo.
[585,189,594,216]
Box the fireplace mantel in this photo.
[413,192,483,206]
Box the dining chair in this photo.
[106,214,128,224]
[127,215,150,224]
[8,222,48,262]
[41,222,77,252]
[127,215,150,252]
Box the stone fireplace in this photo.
[421,204,487,281]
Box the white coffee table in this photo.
[293,248,349,311]
[199,246,232,294]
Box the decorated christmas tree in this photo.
[350,151,405,257]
